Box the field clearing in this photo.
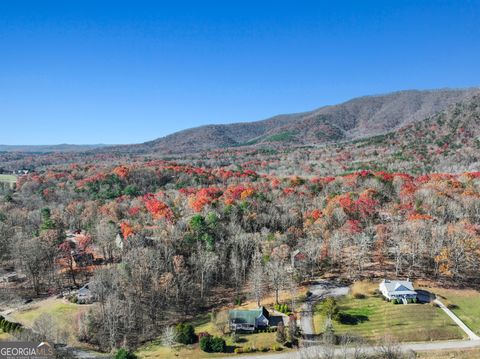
[418,284,480,335]
[137,331,281,359]
[0,174,17,183]
[313,294,465,342]
[350,280,378,297]
[10,297,90,345]
[137,311,284,358]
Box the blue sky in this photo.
[1,1,479,145]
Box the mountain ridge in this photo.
[106,87,480,154]
[0,144,111,153]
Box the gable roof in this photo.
[229,307,269,325]
[381,279,416,295]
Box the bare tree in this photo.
[95,219,118,262]
[375,335,406,359]
[249,248,265,307]
[161,326,177,348]
[14,235,56,294]
[192,245,219,300]
[32,313,68,344]
[266,258,286,305]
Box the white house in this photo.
[77,283,94,304]
[379,279,417,303]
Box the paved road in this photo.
[299,280,349,337]
[218,339,480,359]
[434,299,480,340]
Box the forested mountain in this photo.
[1,88,480,357]
[107,88,479,154]
[1,88,480,176]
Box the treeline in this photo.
[0,161,479,352]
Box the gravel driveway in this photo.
[299,280,349,338]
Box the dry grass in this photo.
[0,329,12,341]
[10,297,91,346]
[136,308,284,358]
[0,174,16,183]
[136,331,282,359]
[417,348,480,359]
[238,285,308,310]
[350,280,378,298]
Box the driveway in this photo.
[299,280,349,338]
[434,299,480,340]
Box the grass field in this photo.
[137,331,281,359]
[136,284,305,359]
[420,285,480,335]
[0,174,16,183]
[0,329,12,341]
[313,292,465,342]
[10,297,90,345]
[417,348,480,359]
[136,311,283,358]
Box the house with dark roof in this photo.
[379,279,417,303]
[229,307,270,332]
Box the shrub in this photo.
[230,331,240,343]
[234,296,243,306]
[276,322,287,344]
[260,346,269,352]
[5,322,15,333]
[234,347,244,354]
[200,335,226,353]
[271,344,283,351]
[210,336,226,353]
[199,336,211,352]
[353,293,366,299]
[175,323,197,345]
[115,349,137,359]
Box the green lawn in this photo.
[313,295,465,342]
[137,331,281,359]
[424,286,480,335]
[11,298,90,345]
[136,312,283,359]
